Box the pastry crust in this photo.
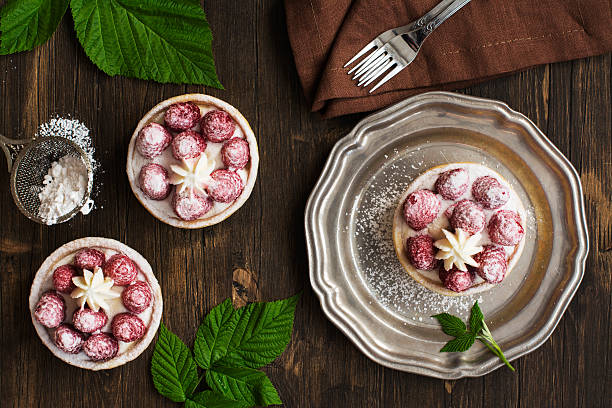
[126,94,259,229]
[29,237,163,370]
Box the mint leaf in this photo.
[194,298,237,369]
[217,293,300,369]
[432,313,467,337]
[0,0,69,54]
[70,0,222,87]
[469,301,484,333]
[185,391,249,408]
[151,323,199,402]
[206,366,282,406]
[440,332,476,352]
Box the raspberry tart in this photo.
[29,238,162,370]
[392,163,527,296]
[127,94,259,228]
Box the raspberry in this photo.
[74,248,105,270]
[111,313,146,342]
[52,264,79,293]
[172,130,206,160]
[103,254,137,286]
[139,163,171,200]
[54,324,86,354]
[172,191,213,221]
[450,200,486,235]
[405,235,436,270]
[201,110,236,142]
[136,122,172,159]
[435,168,469,200]
[488,210,525,246]
[221,138,250,169]
[439,265,474,292]
[207,170,244,203]
[84,333,118,361]
[164,102,201,131]
[402,189,441,231]
[72,307,108,333]
[472,176,510,209]
[122,281,153,313]
[474,245,508,283]
[34,291,65,328]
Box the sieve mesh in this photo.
[10,137,92,224]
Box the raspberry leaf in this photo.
[69,0,222,87]
[469,301,484,333]
[205,366,282,406]
[432,313,467,337]
[0,0,69,55]
[151,323,199,403]
[194,298,237,369]
[185,391,249,408]
[440,332,476,353]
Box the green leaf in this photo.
[194,298,238,369]
[151,322,199,402]
[432,313,467,337]
[440,332,476,353]
[206,366,282,406]
[185,391,249,408]
[69,0,222,87]
[0,0,69,54]
[469,301,484,333]
[217,293,300,369]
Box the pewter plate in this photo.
[305,92,589,378]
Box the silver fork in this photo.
[346,0,472,93]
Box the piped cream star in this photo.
[170,153,213,195]
[434,228,483,272]
[71,267,120,312]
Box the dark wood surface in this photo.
[1,2,610,407]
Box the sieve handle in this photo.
[0,134,34,173]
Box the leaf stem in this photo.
[478,322,515,371]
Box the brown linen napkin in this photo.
[285,0,612,118]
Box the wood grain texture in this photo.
[0,1,610,407]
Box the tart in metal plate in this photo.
[305,92,588,378]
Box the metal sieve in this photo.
[1,134,93,225]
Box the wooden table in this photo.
[1,2,610,407]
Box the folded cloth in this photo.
[285,0,612,118]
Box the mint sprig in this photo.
[152,294,301,407]
[433,301,515,371]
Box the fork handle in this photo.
[420,0,472,37]
[394,0,457,35]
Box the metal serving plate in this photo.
[305,92,588,378]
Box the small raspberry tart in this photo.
[29,238,163,370]
[393,163,527,296]
[127,94,259,229]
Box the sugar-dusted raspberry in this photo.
[472,176,510,209]
[139,163,171,200]
[111,313,146,342]
[84,333,118,361]
[54,324,86,354]
[136,122,172,158]
[103,254,137,286]
[221,138,250,169]
[402,189,441,231]
[172,130,206,160]
[171,191,213,221]
[52,264,79,293]
[201,110,236,143]
[72,307,108,333]
[74,248,105,270]
[207,169,244,203]
[439,265,474,292]
[34,291,65,328]
[474,245,508,283]
[164,102,201,131]
[435,168,469,200]
[450,199,486,235]
[405,235,437,270]
[488,210,525,246]
[122,281,153,314]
